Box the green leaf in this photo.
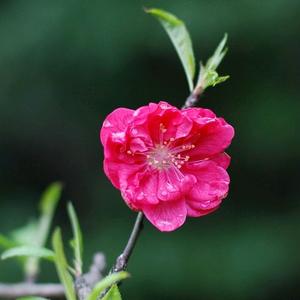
[17,297,50,300]
[67,202,83,275]
[36,182,63,247]
[197,34,229,90]
[1,246,54,261]
[39,182,63,214]
[102,285,122,300]
[146,8,196,92]
[0,234,17,249]
[203,69,230,88]
[52,228,76,300]
[86,272,129,300]
[33,183,63,275]
[206,33,228,71]
[10,220,39,246]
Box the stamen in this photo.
[146,124,196,171]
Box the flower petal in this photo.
[100,108,134,146]
[143,200,187,232]
[183,107,216,122]
[184,160,229,217]
[103,159,144,190]
[188,118,234,159]
[210,152,231,169]
[186,205,219,217]
[121,169,160,206]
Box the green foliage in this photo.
[25,182,62,279]
[146,8,229,94]
[0,234,17,249]
[52,228,76,300]
[10,221,39,246]
[0,182,62,279]
[146,8,196,92]
[17,297,50,300]
[197,34,229,90]
[102,285,122,300]
[39,182,62,215]
[67,202,83,276]
[1,245,54,261]
[87,272,129,300]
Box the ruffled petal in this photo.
[210,153,231,169]
[188,118,234,159]
[182,107,216,122]
[143,200,187,231]
[100,108,134,146]
[121,170,160,206]
[186,205,219,217]
[144,102,193,144]
[103,159,144,190]
[184,160,230,217]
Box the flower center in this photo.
[146,124,195,171]
[126,123,195,171]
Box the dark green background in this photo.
[0,1,299,299]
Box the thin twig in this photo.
[0,283,64,299]
[113,212,144,273]
[182,85,204,109]
[75,252,106,300]
[99,213,144,299]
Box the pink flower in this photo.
[100,102,234,232]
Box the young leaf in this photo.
[196,34,229,90]
[40,182,63,214]
[102,285,122,300]
[1,246,54,261]
[10,221,39,246]
[0,234,17,249]
[23,182,62,280]
[86,271,129,300]
[146,8,196,92]
[67,202,83,275]
[52,228,76,300]
[37,182,63,246]
[206,33,228,71]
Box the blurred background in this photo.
[0,0,300,299]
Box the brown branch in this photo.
[99,212,144,299]
[75,252,106,300]
[113,212,144,273]
[182,85,204,109]
[0,283,64,299]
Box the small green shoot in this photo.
[52,228,76,300]
[196,34,229,90]
[102,285,123,300]
[67,202,83,276]
[86,271,129,300]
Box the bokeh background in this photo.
[0,0,300,299]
